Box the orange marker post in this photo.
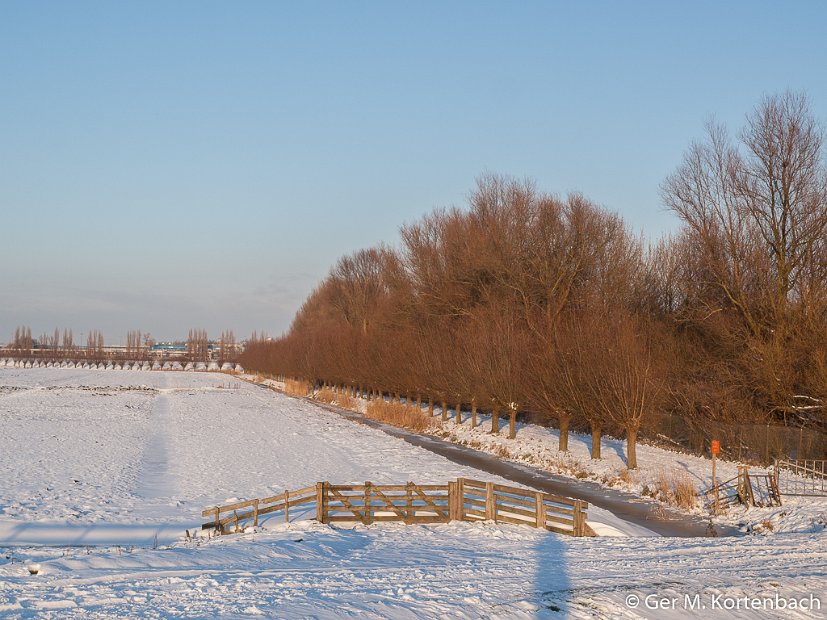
[711,440,721,514]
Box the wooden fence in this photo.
[702,465,781,511]
[202,478,592,537]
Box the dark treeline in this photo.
[241,93,827,467]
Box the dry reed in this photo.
[365,400,436,432]
[314,388,358,411]
[652,469,698,510]
[284,378,312,397]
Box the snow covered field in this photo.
[1,369,825,618]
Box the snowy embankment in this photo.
[1,369,824,618]
[255,376,825,536]
[427,413,827,535]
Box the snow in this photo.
[1,368,825,618]
[416,403,827,535]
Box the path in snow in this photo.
[301,396,739,537]
[134,393,172,502]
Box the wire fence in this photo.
[647,412,827,464]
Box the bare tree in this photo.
[662,91,827,420]
[187,328,209,362]
[62,328,73,356]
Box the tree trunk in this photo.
[428,398,434,416]
[626,427,638,470]
[441,400,448,422]
[491,404,500,434]
[455,401,462,424]
[508,408,517,440]
[471,399,477,429]
[590,422,602,459]
[416,393,421,410]
[559,414,571,452]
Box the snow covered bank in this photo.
[2,368,824,618]
[245,376,827,536]
[427,413,827,535]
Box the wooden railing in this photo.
[202,478,592,537]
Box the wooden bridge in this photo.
[202,478,593,537]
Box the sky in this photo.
[1,1,826,344]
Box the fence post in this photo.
[448,481,457,521]
[535,492,546,529]
[214,507,221,534]
[285,490,290,523]
[485,482,495,522]
[253,499,260,527]
[315,482,325,523]
[573,500,583,536]
[406,482,413,523]
[364,481,372,525]
[457,478,465,521]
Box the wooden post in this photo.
[406,482,413,523]
[253,499,260,527]
[448,481,457,521]
[456,478,465,521]
[535,492,546,529]
[485,482,495,521]
[214,507,221,534]
[743,468,755,506]
[573,500,583,536]
[364,481,372,525]
[284,490,290,523]
[471,399,477,429]
[315,482,325,523]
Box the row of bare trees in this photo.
[256,94,824,464]
[10,326,75,357]
[242,177,669,466]
[5,327,239,364]
[242,93,827,466]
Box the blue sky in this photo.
[1,1,825,343]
